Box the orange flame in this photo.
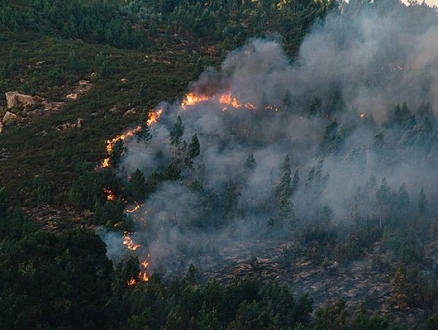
[123,231,141,251]
[100,108,163,168]
[181,91,272,111]
[181,93,210,109]
[127,277,137,286]
[126,257,150,286]
[219,92,256,111]
[139,258,149,282]
[122,232,150,285]
[147,108,163,126]
[104,187,116,201]
[126,203,141,213]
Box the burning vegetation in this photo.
[92,1,438,327]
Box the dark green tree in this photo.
[138,82,147,105]
[170,115,186,165]
[127,169,147,202]
[0,186,8,218]
[185,133,201,169]
[244,151,257,171]
[109,139,125,168]
[170,115,184,147]
[418,188,427,215]
[136,123,152,143]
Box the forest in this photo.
[2,0,438,329]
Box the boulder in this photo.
[43,101,65,111]
[66,93,78,100]
[5,91,39,110]
[2,111,19,124]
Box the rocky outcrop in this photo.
[66,80,92,100]
[2,111,19,124]
[43,101,65,112]
[0,111,22,134]
[54,117,84,131]
[5,91,40,110]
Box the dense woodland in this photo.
[2,0,438,329]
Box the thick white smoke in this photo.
[102,2,438,277]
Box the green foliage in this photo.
[185,133,201,169]
[109,139,126,169]
[0,228,113,330]
[127,169,147,203]
[313,298,348,330]
[32,173,52,204]
[244,151,257,171]
[0,186,8,218]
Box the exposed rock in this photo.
[124,108,137,116]
[27,109,45,118]
[35,61,45,68]
[0,148,7,160]
[66,93,78,100]
[43,101,65,112]
[2,111,19,124]
[54,117,84,131]
[109,105,119,113]
[5,91,40,110]
[65,80,92,100]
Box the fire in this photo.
[127,278,137,286]
[100,108,163,168]
[139,258,149,282]
[123,231,141,251]
[181,93,210,109]
[218,92,256,111]
[126,257,150,285]
[147,108,163,126]
[122,231,150,282]
[181,91,259,111]
[126,203,141,213]
[104,187,116,201]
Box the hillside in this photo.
[2,1,438,329]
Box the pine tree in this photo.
[275,154,292,200]
[185,133,200,169]
[292,169,299,195]
[274,155,297,226]
[109,140,125,168]
[170,115,184,146]
[170,115,186,165]
[244,151,257,171]
[138,82,147,105]
[418,188,427,215]
[128,169,146,202]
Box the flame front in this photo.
[147,108,163,126]
[122,231,150,284]
[181,91,278,112]
[181,93,210,109]
[126,203,141,213]
[139,258,149,282]
[123,231,141,251]
[100,108,163,168]
[218,92,256,110]
[104,187,116,201]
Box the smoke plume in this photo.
[101,2,438,277]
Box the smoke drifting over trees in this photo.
[102,2,438,278]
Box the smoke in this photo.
[101,2,438,277]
